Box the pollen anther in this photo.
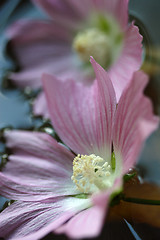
[71,154,111,193]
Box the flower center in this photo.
[71,154,112,194]
[72,14,124,70]
[73,28,111,68]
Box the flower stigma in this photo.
[71,154,112,194]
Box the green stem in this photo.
[122,196,160,205]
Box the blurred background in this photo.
[0,0,160,239]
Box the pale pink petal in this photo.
[7,19,71,45]
[113,71,159,174]
[33,69,92,117]
[2,154,71,182]
[0,197,90,240]
[109,23,143,102]
[10,54,74,88]
[64,0,91,18]
[138,119,160,141]
[33,0,128,30]
[56,177,123,239]
[7,20,71,69]
[32,0,90,28]
[43,58,116,159]
[0,130,79,200]
[56,207,105,239]
[9,42,71,70]
[91,0,129,29]
[7,19,73,88]
[92,177,123,206]
[4,130,73,168]
[0,157,79,201]
[33,91,50,118]
[56,189,110,239]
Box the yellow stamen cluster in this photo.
[71,154,111,193]
[73,28,111,68]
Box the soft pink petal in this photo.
[91,0,129,29]
[10,54,74,88]
[0,130,79,200]
[43,58,116,159]
[0,158,79,201]
[0,197,90,240]
[32,0,90,28]
[7,19,73,88]
[33,91,50,118]
[4,130,73,168]
[138,119,160,141]
[33,0,128,30]
[7,20,71,69]
[7,19,71,45]
[109,23,143,102]
[10,42,71,70]
[56,206,105,239]
[56,192,109,239]
[56,176,123,239]
[33,67,93,117]
[92,177,123,206]
[113,71,159,174]
[64,0,91,18]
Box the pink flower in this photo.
[7,0,142,118]
[0,59,158,240]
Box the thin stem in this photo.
[122,196,160,205]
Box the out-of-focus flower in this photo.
[7,0,142,118]
[0,59,158,240]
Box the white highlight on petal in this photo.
[71,154,112,193]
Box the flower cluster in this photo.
[0,1,159,240]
